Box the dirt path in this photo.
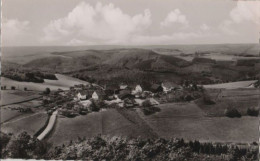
[37,110,58,140]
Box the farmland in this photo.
[1,112,48,136]
[136,102,258,143]
[48,109,157,146]
[203,80,258,89]
[197,88,260,116]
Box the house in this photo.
[76,91,89,100]
[162,82,181,93]
[92,90,106,100]
[150,84,163,93]
[131,85,142,95]
[120,83,128,90]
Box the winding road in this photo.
[37,110,58,140]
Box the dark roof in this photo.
[118,93,134,99]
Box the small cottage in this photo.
[132,85,143,95]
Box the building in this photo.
[76,91,89,100]
[162,82,181,93]
[131,85,143,95]
[92,90,106,100]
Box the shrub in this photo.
[11,86,16,90]
[247,107,259,117]
[224,108,241,118]
[142,106,161,115]
[142,100,152,107]
[44,88,51,95]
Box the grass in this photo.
[1,112,48,136]
[197,88,260,116]
[136,102,258,143]
[48,109,157,146]
[1,90,41,106]
[203,80,258,89]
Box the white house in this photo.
[132,85,143,95]
[76,91,87,100]
[120,83,128,90]
[92,91,99,100]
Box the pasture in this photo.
[198,88,260,116]
[1,112,48,136]
[203,80,257,89]
[48,109,157,146]
[1,90,41,106]
[137,102,258,143]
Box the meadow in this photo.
[203,80,258,89]
[136,102,258,143]
[1,112,48,136]
[48,109,157,146]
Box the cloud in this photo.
[229,1,260,24]
[219,1,259,35]
[200,23,210,31]
[160,9,188,27]
[42,2,152,45]
[2,19,30,46]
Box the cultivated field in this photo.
[198,88,260,116]
[1,90,41,106]
[1,112,48,136]
[48,109,157,146]
[203,80,257,89]
[136,102,258,143]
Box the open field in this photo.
[0,90,41,106]
[197,88,260,116]
[203,80,258,89]
[1,112,48,136]
[1,74,89,91]
[136,102,258,143]
[48,109,157,146]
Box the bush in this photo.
[44,88,51,95]
[142,106,161,115]
[142,100,152,107]
[247,107,259,117]
[224,108,241,118]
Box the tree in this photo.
[44,88,51,95]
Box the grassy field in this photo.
[1,74,89,91]
[203,80,257,89]
[48,109,157,146]
[1,90,41,106]
[1,112,48,136]
[136,102,258,143]
[198,88,260,116]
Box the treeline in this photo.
[2,69,57,83]
[1,132,258,160]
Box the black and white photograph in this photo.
[0,0,260,160]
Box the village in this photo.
[42,80,203,118]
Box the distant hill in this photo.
[23,48,191,73]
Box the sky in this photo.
[1,0,260,46]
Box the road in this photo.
[37,110,58,140]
